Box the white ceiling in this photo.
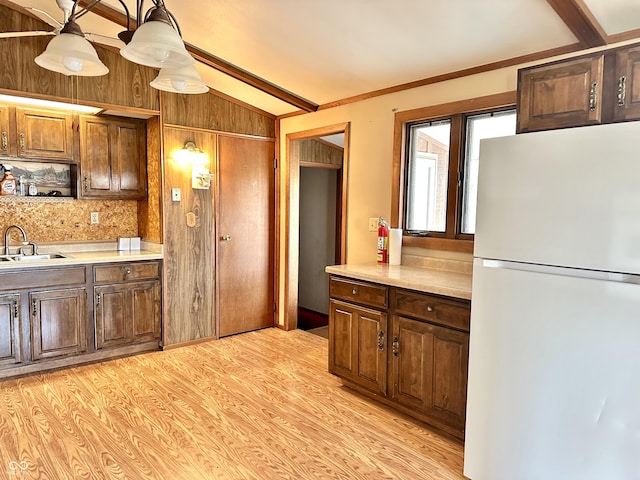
[6,0,640,115]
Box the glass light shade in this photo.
[120,20,195,69]
[150,65,208,94]
[35,33,109,76]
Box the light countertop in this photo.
[0,241,162,271]
[325,263,472,300]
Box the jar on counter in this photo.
[0,165,17,196]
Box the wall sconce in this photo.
[179,141,214,190]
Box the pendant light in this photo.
[120,4,194,69]
[34,19,108,76]
[150,65,208,94]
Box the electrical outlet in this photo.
[368,217,378,232]
[90,212,99,224]
[171,188,181,202]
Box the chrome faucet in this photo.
[4,225,34,256]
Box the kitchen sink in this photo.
[0,253,67,262]
[12,254,67,261]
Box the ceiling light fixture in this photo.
[150,65,209,94]
[35,0,203,93]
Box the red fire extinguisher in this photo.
[377,217,389,264]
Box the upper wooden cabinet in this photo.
[0,105,74,161]
[517,43,640,133]
[517,55,604,133]
[80,115,147,199]
[613,45,640,122]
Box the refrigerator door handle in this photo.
[481,259,640,285]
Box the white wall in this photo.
[298,167,337,315]
[277,66,519,326]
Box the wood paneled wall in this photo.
[297,139,343,166]
[162,91,275,138]
[162,126,217,345]
[0,4,159,112]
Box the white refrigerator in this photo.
[464,121,640,480]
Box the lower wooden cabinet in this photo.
[30,288,87,361]
[95,280,161,349]
[329,299,387,395]
[0,260,162,378]
[0,293,21,366]
[328,276,470,439]
[391,315,469,434]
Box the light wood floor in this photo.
[0,328,465,480]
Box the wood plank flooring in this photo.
[0,328,465,479]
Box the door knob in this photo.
[220,234,231,241]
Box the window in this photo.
[392,92,517,249]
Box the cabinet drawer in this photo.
[0,267,86,290]
[330,277,388,309]
[94,262,160,283]
[395,289,470,332]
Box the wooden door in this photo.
[613,45,640,122]
[517,54,604,132]
[329,299,387,395]
[217,135,275,337]
[30,287,87,361]
[95,284,126,349]
[15,107,73,160]
[0,293,21,366]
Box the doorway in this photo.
[284,123,350,331]
[298,149,342,333]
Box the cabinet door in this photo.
[391,316,469,434]
[613,46,640,122]
[0,293,21,366]
[517,55,604,132]
[95,280,160,349]
[80,116,146,198]
[0,105,12,157]
[15,107,73,160]
[113,121,146,198]
[80,117,112,195]
[329,299,387,395]
[31,288,87,361]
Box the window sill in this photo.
[402,235,473,254]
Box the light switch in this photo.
[171,188,181,202]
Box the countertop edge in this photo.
[326,264,472,301]
[0,251,163,271]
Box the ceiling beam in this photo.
[77,1,318,112]
[546,0,608,48]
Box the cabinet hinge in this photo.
[274,158,278,169]
[273,302,277,313]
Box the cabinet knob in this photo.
[427,306,434,312]
[19,132,25,151]
[589,82,598,111]
[618,76,627,107]
[220,234,231,242]
[13,301,18,319]
[96,293,101,306]
[125,267,132,275]
[352,288,358,295]
[1,131,7,151]
[377,330,385,351]
[392,336,399,357]
[31,299,37,317]
[83,176,89,192]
